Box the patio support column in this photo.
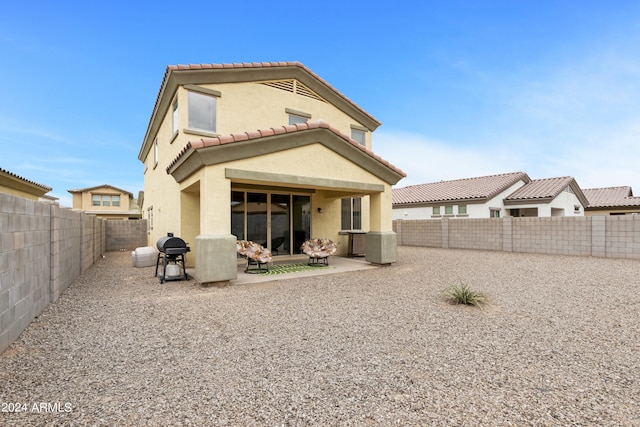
[195,169,237,285]
[366,188,397,265]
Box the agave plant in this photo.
[443,283,486,307]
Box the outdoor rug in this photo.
[259,263,334,276]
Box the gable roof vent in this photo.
[262,80,326,103]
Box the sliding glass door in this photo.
[231,191,310,256]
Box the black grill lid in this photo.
[157,233,190,253]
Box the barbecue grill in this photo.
[155,233,190,283]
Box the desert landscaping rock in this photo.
[1,247,639,426]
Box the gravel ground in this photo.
[1,247,639,426]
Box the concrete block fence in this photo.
[1,193,148,354]
[393,215,640,259]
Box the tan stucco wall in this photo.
[0,184,40,201]
[0,176,48,201]
[172,81,372,150]
[74,187,131,211]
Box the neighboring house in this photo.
[138,61,405,285]
[68,184,141,220]
[583,186,640,216]
[0,167,55,202]
[393,172,588,219]
[503,176,588,217]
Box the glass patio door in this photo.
[231,191,310,256]
[270,194,290,255]
[246,193,268,246]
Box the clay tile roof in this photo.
[67,184,133,196]
[166,121,406,178]
[0,167,52,191]
[582,186,640,208]
[392,172,530,205]
[504,176,575,201]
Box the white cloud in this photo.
[374,130,526,188]
[376,39,640,192]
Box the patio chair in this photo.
[236,240,272,273]
[301,238,337,266]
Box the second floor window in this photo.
[351,128,366,146]
[172,98,179,134]
[188,91,216,133]
[288,114,308,125]
[92,195,120,207]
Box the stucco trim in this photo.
[225,168,385,193]
[168,125,404,185]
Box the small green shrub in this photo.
[443,283,486,307]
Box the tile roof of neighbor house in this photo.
[166,121,407,178]
[0,167,52,191]
[582,186,640,208]
[504,176,575,201]
[67,184,134,197]
[392,172,530,205]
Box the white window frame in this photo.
[153,138,158,168]
[341,197,362,231]
[172,98,179,134]
[188,90,217,133]
[350,126,366,146]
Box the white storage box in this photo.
[132,246,158,268]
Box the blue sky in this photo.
[2,1,640,207]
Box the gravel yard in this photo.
[1,247,639,426]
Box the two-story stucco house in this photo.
[138,62,405,285]
[393,172,588,219]
[68,184,141,220]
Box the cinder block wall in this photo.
[0,194,51,353]
[393,215,640,259]
[106,220,148,251]
[0,194,126,354]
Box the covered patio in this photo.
[166,121,405,285]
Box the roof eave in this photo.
[167,126,403,186]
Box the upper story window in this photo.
[188,90,217,133]
[92,195,120,207]
[350,126,367,146]
[341,197,362,231]
[172,98,179,134]
[153,138,159,167]
[286,108,311,125]
[289,114,308,125]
